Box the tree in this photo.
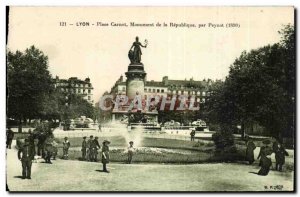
[7,46,53,132]
[208,24,295,141]
[62,94,95,120]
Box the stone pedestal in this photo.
[125,63,147,100]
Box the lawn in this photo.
[54,137,238,164]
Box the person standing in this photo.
[6,127,14,149]
[18,139,35,179]
[44,137,54,164]
[275,143,289,171]
[101,140,110,173]
[93,137,101,162]
[37,132,46,157]
[81,136,87,160]
[245,136,256,164]
[87,136,94,162]
[190,129,196,141]
[62,137,70,160]
[128,141,135,164]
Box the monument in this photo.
[126,36,147,100]
[111,37,158,125]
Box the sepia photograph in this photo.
[5,6,295,192]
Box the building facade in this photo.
[54,76,94,104]
[110,75,217,104]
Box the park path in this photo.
[6,140,294,192]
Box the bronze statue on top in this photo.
[128,37,148,64]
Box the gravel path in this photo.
[6,140,294,192]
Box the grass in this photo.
[53,137,236,164]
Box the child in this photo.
[128,141,135,164]
[101,140,110,173]
[63,137,70,159]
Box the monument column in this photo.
[125,64,146,100]
[126,36,148,100]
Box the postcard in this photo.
[6,6,295,192]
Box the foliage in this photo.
[43,91,96,121]
[7,46,54,131]
[212,124,235,150]
[207,25,295,140]
[7,46,96,129]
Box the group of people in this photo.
[245,136,289,176]
[79,136,111,172]
[81,135,101,162]
[80,136,135,167]
[16,128,59,179]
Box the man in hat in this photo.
[245,135,256,165]
[63,137,70,159]
[101,140,110,173]
[87,135,94,161]
[93,137,101,162]
[18,139,35,179]
[81,136,87,160]
[128,141,135,164]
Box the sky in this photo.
[7,7,294,103]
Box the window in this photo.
[88,96,91,100]
[61,88,64,92]
[202,92,206,96]
[144,88,147,92]
[88,90,91,94]
[153,89,155,92]
[161,89,164,93]
[122,87,126,91]
[157,89,160,93]
[148,88,151,92]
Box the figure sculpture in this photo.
[128,37,147,64]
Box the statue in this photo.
[128,37,148,64]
